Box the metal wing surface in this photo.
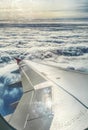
[8,60,88,130]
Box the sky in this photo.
[0,0,88,22]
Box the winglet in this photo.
[15,58,22,64]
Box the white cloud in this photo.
[9,88,20,98]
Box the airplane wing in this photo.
[5,60,88,130]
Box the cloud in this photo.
[9,88,22,99]
[0,98,4,109]
[0,98,5,115]
[4,73,20,86]
[3,88,22,104]
[0,68,22,116]
[0,83,4,96]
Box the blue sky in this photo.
[0,0,88,21]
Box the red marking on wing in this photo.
[15,58,21,64]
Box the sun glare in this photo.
[0,0,87,20]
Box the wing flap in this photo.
[9,91,34,130]
[24,86,53,130]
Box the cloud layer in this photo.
[0,67,23,116]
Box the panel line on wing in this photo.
[27,114,53,122]
[49,78,88,109]
[24,89,34,94]
[22,69,34,88]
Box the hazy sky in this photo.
[0,0,88,21]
